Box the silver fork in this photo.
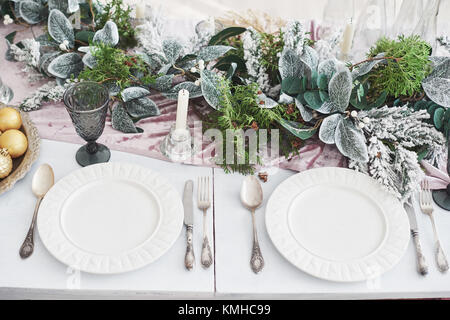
[420,180,449,273]
[198,177,213,269]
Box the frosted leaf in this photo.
[47,52,83,78]
[112,103,139,134]
[150,75,174,92]
[19,1,45,25]
[257,92,278,109]
[93,21,119,47]
[279,48,304,79]
[125,97,160,119]
[68,0,80,13]
[300,46,319,71]
[78,46,90,53]
[318,59,338,81]
[425,58,450,80]
[48,0,69,13]
[39,51,60,76]
[162,81,203,100]
[121,87,150,102]
[279,93,294,104]
[197,45,234,62]
[278,119,317,140]
[335,118,369,162]
[352,53,385,79]
[48,9,74,47]
[82,52,97,69]
[162,39,183,64]
[200,70,223,109]
[295,98,313,122]
[328,68,352,112]
[319,114,343,144]
[0,77,14,104]
[423,77,450,107]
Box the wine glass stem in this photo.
[86,142,98,154]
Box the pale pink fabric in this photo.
[421,160,450,190]
[0,23,347,172]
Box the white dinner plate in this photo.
[37,162,184,274]
[265,167,410,282]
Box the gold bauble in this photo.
[0,107,22,132]
[0,129,28,158]
[0,148,13,179]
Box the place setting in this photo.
[0,0,449,299]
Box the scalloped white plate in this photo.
[266,167,410,282]
[37,162,184,274]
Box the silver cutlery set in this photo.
[183,178,213,270]
[406,181,449,276]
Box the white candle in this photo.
[135,1,146,19]
[340,22,354,60]
[175,89,190,132]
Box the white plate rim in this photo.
[265,167,410,282]
[37,162,184,275]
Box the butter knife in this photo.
[404,201,428,276]
[183,180,195,270]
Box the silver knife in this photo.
[183,180,195,270]
[404,201,428,276]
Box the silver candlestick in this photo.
[160,125,195,162]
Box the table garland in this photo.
[1,0,450,201]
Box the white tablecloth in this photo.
[1,139,450,299]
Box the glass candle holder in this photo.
[63,81,111,167]
[160,125,194,162]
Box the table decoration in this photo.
[0,103,39,195]
[1,1,449,202]
[265,167,410,282]
[197,176,213,269]
[183,180,195,271]
[63,81,111,167]
[37,162,184,274]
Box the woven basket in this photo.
[0,103,40,195]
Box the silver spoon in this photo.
[240,176,265,274]
[19,164,55,259]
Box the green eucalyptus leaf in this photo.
[112,103,140,134]
[125,97,160,120]
[48,9,74,47]
[319,90,330,102]
[75,30,95,44]
[304,91,323,110]
[317,74,328,90]
[319,113,343,144]
[281,77,301,96]
[335,118,369,162]
[278,119,317,140]
[200,69,223,109]
[213,54,247,73]
[197,45,234,62]
[47,52,83,78]
[433,107,445,130]
[5,31,17,44]
[368,91,387,109]
[208,27,246,45]
[121,87,150,102]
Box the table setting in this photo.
[0,0,450,299]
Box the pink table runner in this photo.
[0,24,345,173]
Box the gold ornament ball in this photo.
[0,129,28,158]
[0,148,13,179]
[0,107,23,132]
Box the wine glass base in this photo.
[76,143,111,167]
[432,189,450,211]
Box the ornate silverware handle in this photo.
[250,210,264,274]
[436,240,449,273]
[185,225,195,270]
[19,197,43,259]
[201,210,213,269]
[411,230,428,276]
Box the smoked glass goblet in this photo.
[63,81,111,167]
